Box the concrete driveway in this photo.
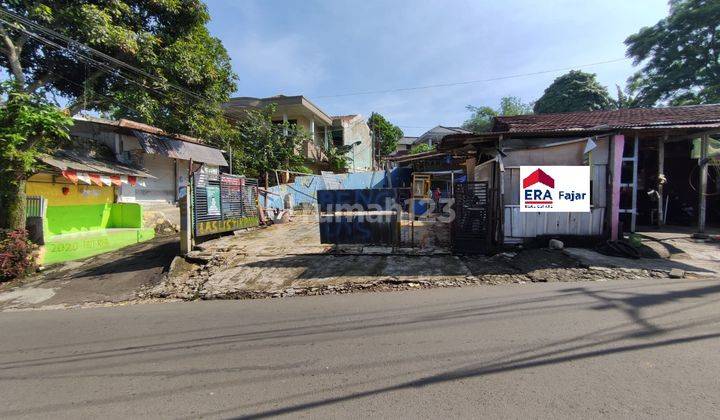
[1,278,719,418]
[0,236,178,310]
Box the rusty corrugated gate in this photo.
[192,172,259,237]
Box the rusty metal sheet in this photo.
[133,130,228,166]
[39,151,155,178]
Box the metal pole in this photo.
[698,134,709,234]
[450,171,454,197]
[657,133,666,226]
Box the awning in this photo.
[133,130,228,166]
[40,152,155,178]
[39,151,155,186]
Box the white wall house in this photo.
[70,116,228,225]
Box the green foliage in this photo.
[463,96,532,132]
[625,0,720,106]
[0,82,73,181]
[409,143,434,154]
[0,228,36,280]
[615,84,640,109]
[230,104,306,181]
[325,144,352,172]
[368,112,403,157]
[533,70,615,114]
[0,1,237,140]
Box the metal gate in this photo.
[452,181,490,254]
[317,189,401,245]
[192,171,259,237]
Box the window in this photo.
[332,129,344,147]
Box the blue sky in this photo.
[206,0,669,136]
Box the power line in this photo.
[316,58,630,98]
[0,8,209,103]
[0,13,254,127]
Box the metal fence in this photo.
[26,195,47,218]
[317,188,402,245]
[192,172,259,237]
[451,181,491,254]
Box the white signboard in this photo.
[519,166,590,212]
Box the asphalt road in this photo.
[2,279,720,419]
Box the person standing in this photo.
[432,187,442,213]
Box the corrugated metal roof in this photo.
[133,131,228,166]
[494,104,720,133]
[73,115,205,144]
[40,151,155,178]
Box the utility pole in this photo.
[697,134,709,235]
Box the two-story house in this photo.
[223,95,333,171]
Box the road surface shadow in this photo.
[2,280,720,417]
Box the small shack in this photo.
[436,104,720,250]
[27,151,155,265]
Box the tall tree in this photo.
[368,112,403,157]
[0,82,72,229]
[625,0,720,106]
[231,104,308,187]
[0,1,237,140]
[462,96,532,132]
[533,70,615,114]
[0,1,237,228]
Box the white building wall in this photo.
[479,137,611,242]
[342,118,373,172]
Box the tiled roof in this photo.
[493,104,720,133]
[398,136,418,145]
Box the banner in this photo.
[206,185,221,216]
[520,166,590,212]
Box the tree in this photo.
[325,144,352,172]
[368,112,403,157]
[615,84,640,109]
[0,82,73,229]
[533,70,615,114]
[0,1,237,140]
[0,1,236,228]
[409,143,434,154]
[462,96,532,132]
[231,104,307,187]
[625,0,720,106]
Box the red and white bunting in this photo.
[60,169,145,187]
[89,173,103,186]
[76,172,91,185]
[61,169,78,184]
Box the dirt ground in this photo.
[5,218,706,310]
[147,219,666,300]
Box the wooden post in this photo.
[630,135,639,233]
[698,134,709,234]
[657,133,666,226]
